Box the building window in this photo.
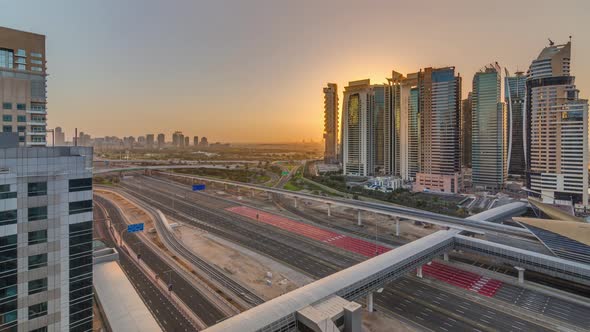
[0,49,13,69]
[30,328,48,332]
[31,52,42,58]
[17,115,26,122]
[17,64,26,70]
[69,200,93,215]
[15,49,26,57]
[2,115,12,122]
[31,59,42,65]
[0,210,17,226]
[28,182,47,197]
[2,102,11,110]
[17,126,26,132]
[28,253,48,270]
[28,206,48,221]
[16,104,26,111]
[31,67,42,72]
[28,278,47,295]
[69,178,92,192]
[0,184,16,200]
[28,230,47,245]
[2,125,12,133]
[18,136,25,143]
[0,299,17,325]
[28,302,47,319]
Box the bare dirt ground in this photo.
[175,223,304,300]
[362,311,420,332]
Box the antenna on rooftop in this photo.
[548,38,554,46]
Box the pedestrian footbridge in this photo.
[204,230,590,332]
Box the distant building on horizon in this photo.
[0,26,48,146]
[172,131,183,147]
[414,67,462,194]
[55,126,66,146]
[505,70,526,176]
[157,133,165,148]
[184,136,189,147]
[193,136,199,147]
[323,83,339,164]
[525,40,589,207]
[471,63,507,190]
[200,136,209,147]
[146,133,154,148]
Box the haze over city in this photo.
[1,0,589,142]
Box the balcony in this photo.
[26,141,47,146]
[26,109,47,115]
[27,131,47,136]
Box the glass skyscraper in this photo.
[505,71,526,176]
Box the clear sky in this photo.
[1,0,589,143]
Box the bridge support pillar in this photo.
[327,204,331,217]
[416,265,423,278]
[366,292,374,312]
[294,197,298,208]
[443,253,449,262]
[515,266,525,284]
[395,218,400,237]
[357,210,362,226]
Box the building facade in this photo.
[505,70,526,176]
[471,63,507,190]
[400,73,419,181]
[0,27,48,147]
[54,127,65,146]
[414,67,462,193]
[526,41,589,207]
[145,134,154,148]
[193,136,199,147]
[461,93,472,169]
[0,146,94,332]
[157,133,165,148]
[323,83,339,164]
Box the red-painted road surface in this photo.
[226,206,390,257]
[422,261,503,297]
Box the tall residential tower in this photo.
[0,27,47,146]
[323,83,339,164]
[414,67,462,193]
[505,70,527,176]
[471,63,507,190]
[525,41,589,207]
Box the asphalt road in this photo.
[120,176,562,332]
[94,201,195,332]
[94,195,227,327]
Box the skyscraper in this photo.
[414,67,462,193]
[525,40,589,207]
[400,73,419,181]
[184,136,189,147]
[323,83,339,164]
[461,93,472,169]
[471,63,507,190]
[505,70,526,176]
[342,79,376,176]
[0,27,47,146]
[193,136,199,147]
[385,71,404,176]
[0,146,94,332]
[172,131,183,147]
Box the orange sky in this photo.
[2,0,589,143]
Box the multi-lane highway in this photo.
[94,195,227,327]
[118,175,564,332]
[94,201,195,332]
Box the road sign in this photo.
[127,223,144,233]
[192,184,206,191]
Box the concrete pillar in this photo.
[294,197,298,208]
[366,292,374,313]
[395,219,400,237]
[357,210,362,226]
[327,204,331,217]
[416,265,423,278]
[443,253,449,262]
[515,266,525,284]
[343,302,362,332]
